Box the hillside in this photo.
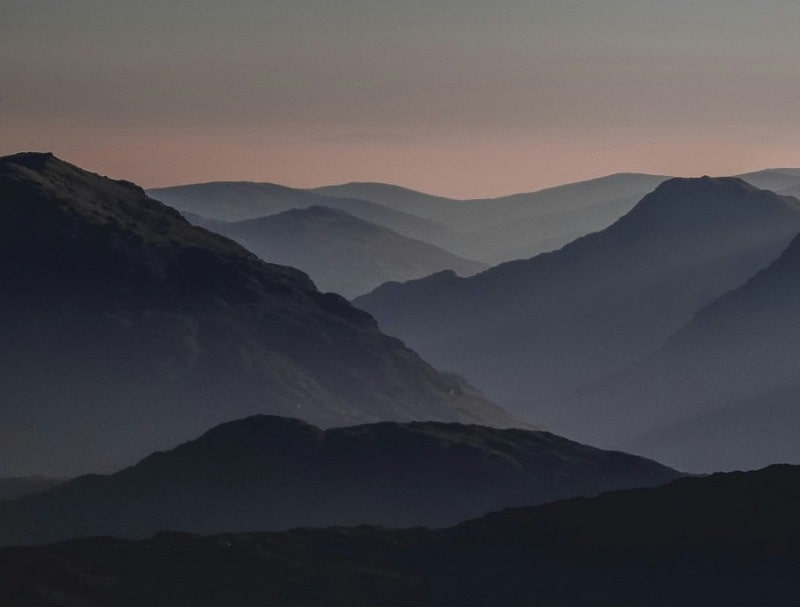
[355,177,800,439]
[0,152,518,477]
[560,231,800,471]
[200,206,485,298]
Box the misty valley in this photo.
[2,152,800,605]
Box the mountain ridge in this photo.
[0,152,518,477]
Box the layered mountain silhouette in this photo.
[355,177,800,439]
[187,206,485,298]
[0,152,517,477]
[316,173,668,261]
[1,464,796,606]
[559,230,800,471]
[148,180,457,248]
[0,415,680,546]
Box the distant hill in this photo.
[736,168,800,192]
[148,181,457,248]
[559,229,800,471]
[317,174,669,261]
[0,152,518,477]
[195,206,485,298]
[355,177,800,448]
[0,415,680,546]
[1,464,797,606]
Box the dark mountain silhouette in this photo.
[355,178,800,431]
[0,152,517,477]
[0,415,680,546]
[559,230,800,471]
[316,173,668,262]
[0,478,63,502]
[189,206,485,298]
[148,180,458,248]
[1,464,797,606]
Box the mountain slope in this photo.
[0,415,680,546]
[199,206,485,298]
[355,178,800,432]
[0,152,517,477]
[1,465,797,606]
[560,230,800,471]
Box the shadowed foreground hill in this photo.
[356,177,800,441]
[0,415,680,546]
[0,152,517,477]
[195,206,485,298]
[0,465,797,606]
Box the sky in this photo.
[2,0,800,198]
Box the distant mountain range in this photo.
[0,415,680,546]
[1,464,797,606]
[185,206,485,298]
[148,181,458,249]
[354,177,800,472]
[153,173,670,263]
[0,152,517,477]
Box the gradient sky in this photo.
[2,0,800,197]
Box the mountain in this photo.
[0,478,63,502]
[148,181,457,248]
[191,206,486,298]
[315,173,668,229]
[355,178,800,433]
[0,414,680,546]
[316,173,669,262]
[0,152,518,477]
[559,230,800,471]
[1,464,797,606]
[736,168,800,192]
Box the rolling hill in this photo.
[0,415,680,546]
[192,206,485,298]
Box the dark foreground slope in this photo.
[0,415,680,546]
[356,178,800,427]
[0,153,516,477]
[1,465,797,606]
[198,206,485,298]
[561,231,800,471]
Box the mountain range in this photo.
[0,152,516,477]
[153,173,670,263]
[354,177,800,472]
[185,206,485,298]
[1,464,797,606]
[0,414,680,546]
